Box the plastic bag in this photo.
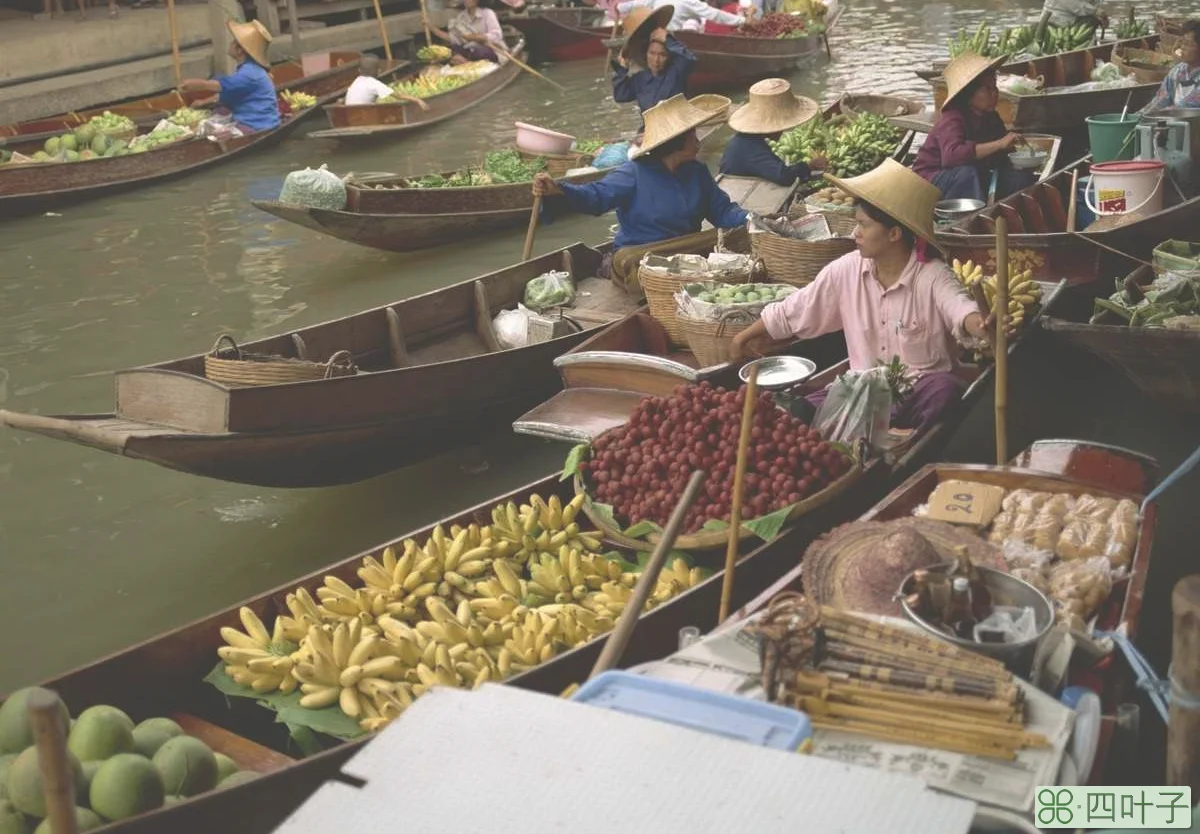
[1048,556,1113,630]
[279,164,348,211]
[813,366,892,449]
[1011,567,1050,595]
[493,304,533,350]
[593,142,632,169]
[1001,538,1054,572]
[1105,499,1138,569]
[523,270,576,312]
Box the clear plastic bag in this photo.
[523,270,576,312]
[1105,499,1138,569]
[279,164,348,211]
[1068,494,1118,522]
[1011,567,1050,596]
[1001,538,1054,572]
[1048,556,1113,628]
[492,304,533,350]
[813,366,892,450]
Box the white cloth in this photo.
[616,0,748,31]
[1040,0,1101,28]
[343,76,394,106]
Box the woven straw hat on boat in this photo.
[621,5,674,69]
[728,78,819,135]
[228,19,273,67]
[941,52,1006,110]
[824,158,940,250]
[632,93,732,158]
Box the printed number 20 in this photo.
[945,492,974,513]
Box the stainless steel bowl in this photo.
[934,198,985,221]
[739,355,817,390]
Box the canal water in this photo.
[1,0,1197,747]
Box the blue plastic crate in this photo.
[572,670,812,752]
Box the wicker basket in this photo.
[518,149,594,178]
[751,212,857,287]
[639,257,757,347]
[204,334,357,387]
[677,309,760,368]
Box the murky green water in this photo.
[0,0,1195,695]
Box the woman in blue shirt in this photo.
[534,94,749,293]
[612,6,697,122]
[180,20,282,133]
[719,78,826,186]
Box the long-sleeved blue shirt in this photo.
[718,133,813,186]
[611,36,696,114]
[217,61,282,132]
[543,158,748,250]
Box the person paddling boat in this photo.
[730,159,1004,435]
[911,53,1034,203]
[612,6,697,119]
[719,78,827,186]
[533,94,748,294]
[179,20,281,133]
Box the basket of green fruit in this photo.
[675,282,795,367]
[750,211,857,287]
[85,111,138,143]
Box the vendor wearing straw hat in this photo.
[911,53,1031,203]
[430,0,505,64]
[533,94,748,292]
[179,20,281,133]
[719,78,827,186]
[731,159,1003,434]
[612,6,697,118]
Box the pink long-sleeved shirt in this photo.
[760,249,978,376]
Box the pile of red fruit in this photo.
[739,13,811,38]
[578,382,852,534]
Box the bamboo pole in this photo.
[523,194,542,261]
[371,0,393,62]
[417,0,433,48]
[1066,168,1080,232]
[1166,575,1200,792]
[283,0,303,59]
[494,42,567,92]
[165,0,183,89]
[718,364,758,623]
[27,690,79,834]
[993,214,1008,465]
[588,470,706,679]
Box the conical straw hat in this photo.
[823,158,940,249]
[631,93,732,158]
[941,52,1006,111]
[228,19,273,68]
[620,5,674,70]
[728,78,819,134]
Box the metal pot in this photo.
[934,198,985,222]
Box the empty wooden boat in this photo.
[308,35,527,141]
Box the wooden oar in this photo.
[165,0,183,89]
[417,0,433,48]
[494,43,566,91]
[1066,168,1079,231]
[371,0,394,62]
[28,689,79,834]
[588,469,707,679]
[994,215,1008,465]
[283,0,303,59]
[523,194,542,261]
[718,363,759,623]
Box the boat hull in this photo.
[507,8,611,62]
[679,18,836,92]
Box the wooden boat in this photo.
[0,58,409,220]
[0,51,375,149]
[0,244,642,488]
[917,36,1161,139]
[1041,264,1200,416]
[836,92,925,120]
[506,6,612,63]
[307,34,527,141]
[1110,42,1176,85]
[936,158,1200,286]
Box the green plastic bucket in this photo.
[1086,113,1139,162]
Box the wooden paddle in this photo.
[28,689,79,834]
[523,194,542,261]
[993,215,1008,465]
[165,0,183,89]
[494,42,566,91]
[588,469,707,679]
[418,0,433,48]
[718,363,759,623]
[371,0,394,62]
[1066,168,1080,231]
[283,0,303,59]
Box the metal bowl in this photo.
[1008,148,1049,170]
[934,198,985,221]
[739,355,816,390]
[897,563,1054,672]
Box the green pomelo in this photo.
[90,135,108,155]
[73,124,94,145]
[0,755,15,801]
[152,737,216,797]
[7,747,85,818]
[131,719,181,759]
[0,690,68,755]
[61,133,78,152]
[80,759,102,806]
[213,753,238,783]
[33,807,102,834]
[89,754,163,822]
[217,770,259,789]
[43,137,60,156]
[0,800,29,834]
[64,150,80,162]
[68,707,135,762]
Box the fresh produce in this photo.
[0,689,67,755]
[736,12,817,38]
[6,747,86,818]
[85,111,136,137]
[33,808,103,834]
[572,138,605,155]
[383,72,469,101]
[280,90,316,110]
[951,258,1041,330]
[417,44,452,62]
[691,282,792,304]
[1114,7,1150,39]
[947,21,1094,58]
[128,122,191,153]
[578,382,853,534]
[1091,272,1200,327]
[212,495,708,734]
[152,736,217,797]
[0,801,30,834]
[90,754,163,821]
[771,112,901,178]
[131,717,183,758]
[67,706,135,761]
[808,185,854,207]
[168,107,208,127]
[405,149,548,189]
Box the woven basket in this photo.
[204,335,357,387]
[640,258,757,348]
[677,308,760,368]
[751,213,857,287]
[518,149,594,178]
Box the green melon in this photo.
[80,760,101,807]
[33,807,102,834]
[73,124,95,146]
[68,706,135,762]
[213,753,238,783]
[0,756,15,801]
[43,137,60,156]
[217,770,259,789]
[131,718,182,759]
[90,134,108,155]
[64,149,80,162]
[152,737,216,797]
[89,754,163,822]
[0,689,69,756]
[0,800,29,834]
[61,133,78,152]
[6,747,85,818]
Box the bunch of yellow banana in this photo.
[281,90,317,110]
[981,265,1042,330]
[488,494,602,566]
[652,558,710,605]
[988,247,1044,277]
[951,258,984,286]
[218,607,301,695]
[524,545,625,604]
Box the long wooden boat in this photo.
[918,36,1161,138]
[506,6,612,63]
[1041,264,1200,416]
[0,58,409,220]
[0,51,375,149]
[307,34,527,141]
[936,158,1200,286]
[0,244,642,488]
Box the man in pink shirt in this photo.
[731,159,996,434]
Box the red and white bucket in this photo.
[1085,160,1166,217]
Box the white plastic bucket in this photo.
[1085,160,1165,217]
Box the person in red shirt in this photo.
[704,1,744,33]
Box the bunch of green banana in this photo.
[217,607,300,695]
[948,22,993,58]
[1114,8,1149,40]
[1041,23,1095,53]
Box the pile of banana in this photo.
[216,494,707,733]
[280,90,317,110]
[952,258,1042,329]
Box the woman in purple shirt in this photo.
[911,53,1031,203]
